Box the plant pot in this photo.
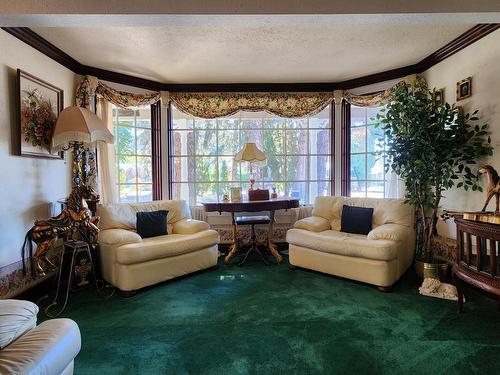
[415,260,449,280]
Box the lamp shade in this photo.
[234,143,266,163]
[51,106,114,152]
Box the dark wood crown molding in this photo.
[2,24,499,93]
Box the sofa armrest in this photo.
[293,216,331,232]
[172,219,210,234]
[367,224,409,241]
[0,319,81,375]
[99,229,142,247]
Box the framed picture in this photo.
[17,69,64,159]
[456,77,472,101]
[230,187,242,202]
[433,88,444,105]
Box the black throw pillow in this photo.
[340,205,373,235]
[136,210,168,239]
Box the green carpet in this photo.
[56,256,499,375]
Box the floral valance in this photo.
[342,75,426,107]
[76,76,161,109]
[169,92,334,119]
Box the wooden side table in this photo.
[453,217,500,312]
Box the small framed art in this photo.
[433,88,444,106]
[17,69,64,159]
[230,187,242,202]
[456,77,472,101]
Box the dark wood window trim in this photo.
[330,102,336,196]
[341,100,351,197]
[166,101,174,200]
[151,101,163,200]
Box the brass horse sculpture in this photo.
[22,185,100,277]
[479,165,500,214]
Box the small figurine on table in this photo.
[271,186,278,199]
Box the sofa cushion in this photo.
[312,196,413,230]
[0,299,38,349]
[341,205,373,235]
[98,200,191,231]
[286,229,398,261]
[116,229,219,265]
[294,216,331,232]
[136,210,168,238]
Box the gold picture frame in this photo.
[230,187,242,202]
[456,77,472,101]
[434,88,444,106]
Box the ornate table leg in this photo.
[268,210,282,264]
[225,212,239,264]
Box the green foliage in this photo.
[376,79,493,261]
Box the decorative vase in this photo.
[415,260,449,280]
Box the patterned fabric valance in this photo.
[169,92,334,119]
[76,76,161,109]
[342,75,425,107]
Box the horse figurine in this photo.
[479,165,500,214]
[22,185,100,277]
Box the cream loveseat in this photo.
[98,200,219,293]
[0,299,81,375]
[287,196,415,291]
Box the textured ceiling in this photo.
[32,18,474,84]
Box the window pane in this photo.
[351,127,366,153]
[172,130,193,156]
[287,118,307,129]
[172,157,192,182]
[218,117,239,130]
[260,155,285,182]
[217,130,240,155]
[119,184,138,203]
[286,129,308,154]
[261,130,284,155]
[351,181,366,197]
[367,181,384,198]
[310,155,330,180]
[287,181,307,203]
[367,125,384,153]
[367,153,384,180]
[196,130,217,155]
[195,119,215,129]
[351,106,366,126]
[137,156,152,183]
[286,156,307,180]
[263,118,285,129]
[173,116,193,130]
[309,181,330,202]
[136,128,151,155]
[309,107,330,128]
[118,156,137,184]
[241,118,262,129]
[218,157,239,182]
[309,129,330,154]
[351,154,366,180]
[116,126,135,155]
[196,183,217,203]
[195,157,217,182]
[367,107,381,124]
[138,184,153,202]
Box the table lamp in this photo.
[52,106,114,189]
[234,142,266,191]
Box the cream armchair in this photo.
[98,200,219,293]
[287,196,415,291]
[0,299,81,375]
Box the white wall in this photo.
[0,30,75,267]
[421,29,500,239]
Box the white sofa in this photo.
[0,299,81,375]
[286,196,415,291]
[98,200,219,293]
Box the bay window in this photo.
[170,104,332,206]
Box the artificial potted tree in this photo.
[376,79,493,278]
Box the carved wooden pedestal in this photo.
[453,218,500,312]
